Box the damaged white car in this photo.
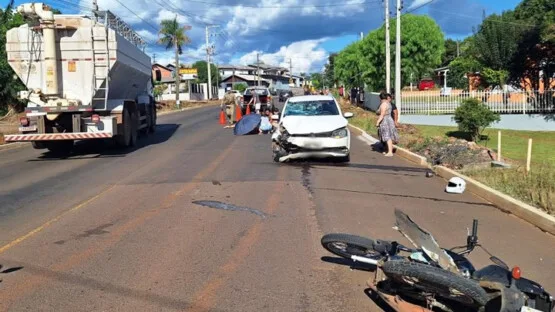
[271,95,354,162]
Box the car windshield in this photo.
[245,89,268,96]
[283,100,340,117]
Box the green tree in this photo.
[351,14,445,90]
[448,56,482,89]
[232,83,247,93]
[158,18,191,103]
[510,0,555,91]
[453,98,500,142]
[324,53,337,87]
[0,0,25,115]
[334,41,363,89]
[191,60,219,86]
[472,11,522,86]
[310,72,324,89]
[442,39,459,66]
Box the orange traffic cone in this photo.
[235,104,243,121]
[219,108,226,125]
[246,103,251,115]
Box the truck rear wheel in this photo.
[130,110,138,146]
[149,104,156,133]
[32,141,47,149]
[115,109,132,147]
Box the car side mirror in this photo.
[271,114,280,121]
[344,112,354,118]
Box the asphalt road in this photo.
[0,105,554,312]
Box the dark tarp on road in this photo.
[233,113,261,135]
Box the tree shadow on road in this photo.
[28,123,180,162]
[0,261,224,311]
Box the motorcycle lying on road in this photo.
[321,209,554,312]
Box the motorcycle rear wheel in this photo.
[321,233,383,260]
[382,260,490,307]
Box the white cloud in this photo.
[231,38,329,74]
[155,9,190,25]
[137,29,158,43]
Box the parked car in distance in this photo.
[271,95,353,162]
[418,78,435,91]
[242,87,273,113]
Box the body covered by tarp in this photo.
[233,113,261,135]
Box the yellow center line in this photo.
[0,184,117,255]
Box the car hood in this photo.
[281,115,348,134]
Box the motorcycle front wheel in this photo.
[321,233,383,260]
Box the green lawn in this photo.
[414,125,555,165]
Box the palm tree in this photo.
[158,17,191,106]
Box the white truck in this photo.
[4,3,161,153]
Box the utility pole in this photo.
[205,25,218,100]
[289,58,293,86]
[384,0,391,93]
[152,53,156,64]
[395,0,401,118]
[360,32,363,41]
[257,53,262,86]
[456,40,460,57]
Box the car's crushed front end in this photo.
[271,125,350,162]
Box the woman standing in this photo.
[376,92,399,157]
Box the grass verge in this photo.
[339,97,555,216]
[413,125,555,165]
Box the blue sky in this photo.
[2,0,523,73]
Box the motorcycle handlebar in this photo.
[472,220,478,237]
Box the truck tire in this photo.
[149,104,156,133]
[32,141,47,149]
[129,110,138,146]
[115,108,132,147]
[45,140,74,155]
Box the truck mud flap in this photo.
[4,132,113,142]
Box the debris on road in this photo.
[192,200,268,218]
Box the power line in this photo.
[112,0,159,31]
[402,0,437,15]
[428,8,538,28]
[171,0,381,9]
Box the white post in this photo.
[395,0,401,118]
[384,0,391,93]
[526,138,533,173]
[497,131,502,162]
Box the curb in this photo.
[0,141,30,152]
[434,166,555,236]
[349,123,555,236]
[0,103,219,152]
[348,124,429,167]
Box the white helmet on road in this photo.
[446,177,466,194]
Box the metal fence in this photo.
[401,90,555,115]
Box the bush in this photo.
[453,98,500,142]
[232,83,247,93]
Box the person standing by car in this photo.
[247,89,261,114]
[387,92,400,128]
[350,87,357,105]
[376,92,399,157]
